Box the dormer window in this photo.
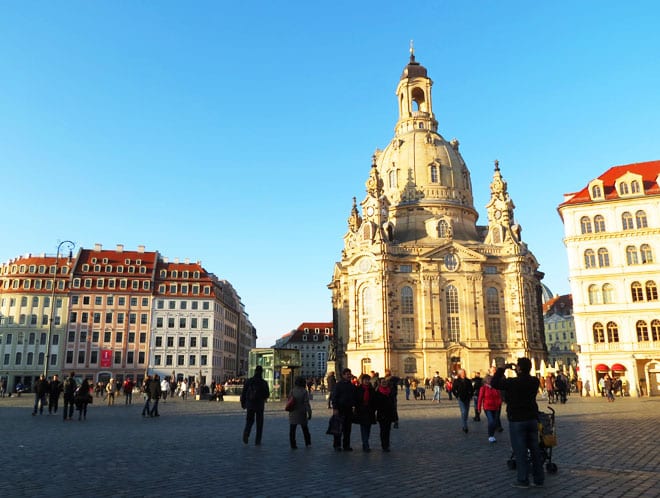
[631,180,640,193]
[591,185,602,198]
[619,182,629,195]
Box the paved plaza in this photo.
[0,392,658,497]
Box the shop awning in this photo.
[611,363,627,371]
[595,364,610,372]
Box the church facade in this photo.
[329,50,547,379]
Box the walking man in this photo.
[240,365,270,445]
[451,369,474,433]
[32,374,49,416]
[431,371,443,403]
[472,371,483,421]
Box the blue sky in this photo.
[2,1,659,347]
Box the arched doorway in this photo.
[646,360,660,396]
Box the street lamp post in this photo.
[44,240,75,378]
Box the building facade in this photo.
[0,244,255,391]
[558,160,660,396]
[329,50,547,380]
[542,294,577,367]
[274,322,333,379]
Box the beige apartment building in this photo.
[329,50,547,379]
[559,160,660,396]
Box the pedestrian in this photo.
[445,378,453,400]
[32,374,49,416]
[160,376,170,402]
[603,374,615,402]
[326,371,337,409]
[477,373,503,443]
[471,371,483,421]
[354,374,376,452]
[0,378,5,397]
[180,378,188,400]
[287,376,312,449]
[75,378,92,421]
[491,358,544,489]
[106,378,116,406]
[451,369,474,433]
[374,376,396,451]
[384,369,400,428]
[62,372,77,421]
[123,377,135,405]
[141,375,152,417]
[48,374,62,415]
[149,374,162,417]
[331,367,357,452]
[404,377,411,400]
[555,372,568,404]
[240,365,270,445]
[431,371,443,403]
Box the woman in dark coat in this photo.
[288,376,312,449]
[354,374,376,452]
[374,376,396,451]
[75,379,92,421]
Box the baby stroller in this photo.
[507,407,558,474]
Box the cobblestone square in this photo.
[1,393,658,497]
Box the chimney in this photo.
[174,258,179,264]
[184,258,190,264]
[137,245,145,253]
[116,244,124,253]
[94,243,102,252]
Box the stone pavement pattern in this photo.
[0,393,658,497]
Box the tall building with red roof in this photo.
[558,160,660,396]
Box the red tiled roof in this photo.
[543,294,572,315]
[560,160,660,207]
[296,322,333,331]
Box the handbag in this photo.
[285,394,296,412]
[325,414,343,436]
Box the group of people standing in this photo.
[31,372,92,421]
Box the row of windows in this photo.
[3,278,66,290]
[157,284,211,295]
[0,332,55,345]
[1,264,69,275]
[156,300,210,310]
[155,317,210,329]
[4,352,57,366]
[154,336,209,348]
[591,180,643,200]
[580,210,648,234]
[71,295,149,307]
[584,244,653,268]
[70,311,149,325]
[153,354,208,367]
[72,278,150,291]
[81,264,147,274]
[158,270,201,279]
[587,281,658,304]
[67,330,147,344]
[65,350,146,365]
[592,320,660,343]
[2,296,55,308]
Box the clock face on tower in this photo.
[366,206,375,217]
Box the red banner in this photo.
[100,349,112,368]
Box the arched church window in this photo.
[580,217,592,234]
[645,281,658,301]
[626,246,639,265]
[361,287,373,343]
[486,287,500,315]
[401,286,414,314]
[651,320,660,341]
[438,220,449,238]
[584,249,596,268]
[446,285,460,342]
[388,170,397,188]
[597,248,610,267]
[641,244,653,264]
[430,165,438,183]
[594,215,605,232]
[588,284,600,305]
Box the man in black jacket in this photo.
[62,372,77,421]
[451,369,473,433]
[331,368,357,451]
[240,366,270,445]
[491,357,544,489]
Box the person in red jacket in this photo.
[477,374,503,443]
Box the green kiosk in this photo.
[248,348,302,401]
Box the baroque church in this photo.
[329,49,547,379]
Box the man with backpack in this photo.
[240,366,270,445]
